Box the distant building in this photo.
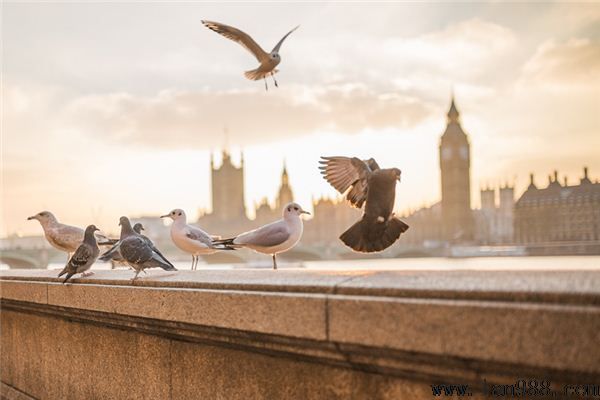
[210,150,247,221]
[303,197,362,247]
[514,168,600,244]
[402,203,443,247]
[473,185,514,244]
[439,96,474,242]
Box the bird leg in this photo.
[272,254,278,270]
[81,271,94,277]
[131,269,141,282]
[272,72,278,88]
[264,77,268,91]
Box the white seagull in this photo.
[214,202,309,270]
[161,209,230,270]
[27,211,115,260]
[202,20,299,91]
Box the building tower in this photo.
[210,150,246,221]
[276,162,294,209]
[439,95,474,242]
[498,184,515,243]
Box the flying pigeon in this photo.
[27,211,116,259]
[319,156,409,253]
[202,20,299,91]
[58,225,100,284]
[161,209,232,270]
[213,202,309,269]
[117,216,177,281]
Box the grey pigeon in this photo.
[58,225,100,284]
[319,156,409,253]
[99,223,148,265]
[117,217,177,280]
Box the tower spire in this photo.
[447,94,459,123]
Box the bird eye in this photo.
[294,207,298,211]
[178,212,182,216]
[287,207,291,212]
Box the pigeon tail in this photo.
[244,68,278,81]
[99,244,120,262]
[57,266,68,278]
[145,257,178,271]
[340,217,409,253]
[62,273,75,284]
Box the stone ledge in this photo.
[2,268,600,384]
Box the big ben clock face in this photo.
[459,146,468,159]
[442,148,452,160]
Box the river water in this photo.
[20,255,599,272]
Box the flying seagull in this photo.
[161,209,232,270]
[27,211,116,259]
[117,216,177,281]
[58,225,100,284]
[319,156,409,253]
[213,202,309,269]
[201,20,299,91]
[100,223,172,273]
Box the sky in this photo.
[2,1,600,237]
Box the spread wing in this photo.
[202,20,269,63]
[271,25,299,53]
[318,156,374,209]
[236,221,290,247]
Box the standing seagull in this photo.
[319,156,409,253]
[27,211,115,259]
[118,217,177,281]
[213,202,309,269]
[202,20,299,91]
[161,209,230,270]
[58,225,100,284]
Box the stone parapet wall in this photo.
[1,269,599,399]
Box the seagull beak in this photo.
[27,216,35,220]
[160,214,169,218]
[301,210,311,215]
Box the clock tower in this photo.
[439,95,473,242]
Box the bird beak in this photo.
[160,214,169,218]
[27,216,35,220]
[301,210,311,215]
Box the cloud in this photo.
[521,38,600,88]
[52,84,434,149]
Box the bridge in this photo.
[0,249,51,269]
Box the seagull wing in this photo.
[236,221,290,247]
[186,226,213,248]
[319,156,373,209]
[202,20,269,63]
[271,25,299,53]
[48,224,84,251]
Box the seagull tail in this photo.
[244,68,278,81]
[340,217,409,253]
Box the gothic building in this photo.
[210,150,246,221]
[439,96,474,242]
[473,185,514,244]
[514,168,600,243]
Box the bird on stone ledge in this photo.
[319,156,409,253]
[58,224,100,284]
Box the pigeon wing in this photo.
[68,244,93,273]
[141,235,175,268]
[319,156,373,209]
[271,25,299,53]
[120,237,153,264]
[202,20,269,63]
